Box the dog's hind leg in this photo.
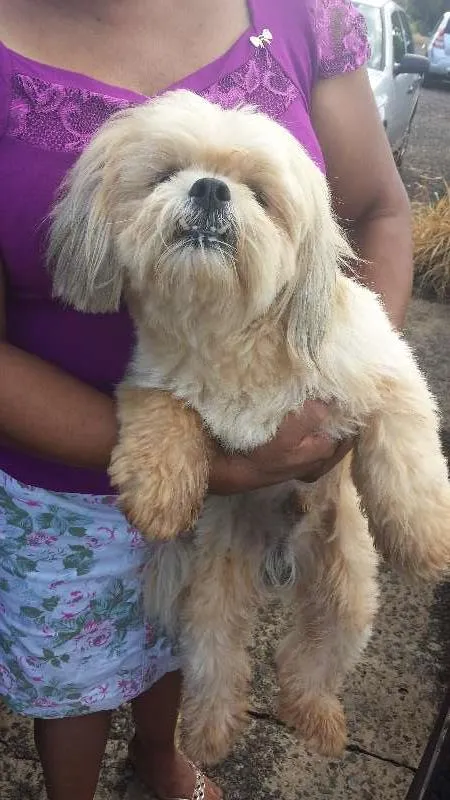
[277,469,378,757]
[352,365,450,581]
[179,514,259,765]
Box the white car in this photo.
[354,0,429,165]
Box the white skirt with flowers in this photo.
[0,469,179,718]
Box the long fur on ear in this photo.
[283,154,355,365]
[48,124,127,313]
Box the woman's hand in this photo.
[209,400,354,494]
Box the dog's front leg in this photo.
[352,367,450,580]
[109,386,210,540]
[277,469,378,757]
[179,521,258,765]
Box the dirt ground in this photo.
[403,81,450,451]
[402,82,450,201]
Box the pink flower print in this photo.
[0,664,15,692]
[68,590,84,604]
[49,581,64,590]
[128,526,144,547]
[34,697,58,709]
[82,619,100,635]
[42,625,53,636]
[62,612,76,620]
[86,536,104,550]
[97,526,117,542]
[87,620,114,648]
[17,497,43,508]
[24,655,41,669]
[80,683,110,706]
[118,678,140,701]
[89,631,111,648]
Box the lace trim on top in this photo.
[201,47,298,114]
[6,48,299,153]
[315,0,371,79]
[9,73,131,153]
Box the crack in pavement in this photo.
[248,709,417,774]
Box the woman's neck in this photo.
[0,0,250,98]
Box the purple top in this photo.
[0,0,369,493]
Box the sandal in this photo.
[157,760,207,800]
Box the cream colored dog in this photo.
[49,90,450,765]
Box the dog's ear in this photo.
[48,122,127,314]
[283,158,354,365]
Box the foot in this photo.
[129,737,223,799]
[278,691,347,758]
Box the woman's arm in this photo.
[0,343,119,469]
[0,258,119,469]
[311,67,413,329]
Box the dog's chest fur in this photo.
[129,322,319,450]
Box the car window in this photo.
[399,11,415,54]
[430,15,450,41]
[391,11,406,64]
[354,3,384,70]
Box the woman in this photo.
[0,0,412,798]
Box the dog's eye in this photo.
[252,189,268,208]
[154,169,177,185]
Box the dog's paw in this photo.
[278,691,347,758]
[181,700,248,765]
[118,487,200,542]
[109,388,210,540]
[110,442,207,540]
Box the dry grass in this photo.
[413,186,450,301]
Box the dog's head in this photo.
[49,89,353,360]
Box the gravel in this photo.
[402,82,450,201]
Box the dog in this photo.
[48,89,450,765]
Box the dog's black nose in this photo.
[188,177,231,212]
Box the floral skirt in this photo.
[0,469,179,718]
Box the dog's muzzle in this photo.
[175,177,237,251]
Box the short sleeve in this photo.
[314,0,371,80]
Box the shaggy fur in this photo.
[48,90,450,764]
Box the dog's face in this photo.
[49,90,352,359]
